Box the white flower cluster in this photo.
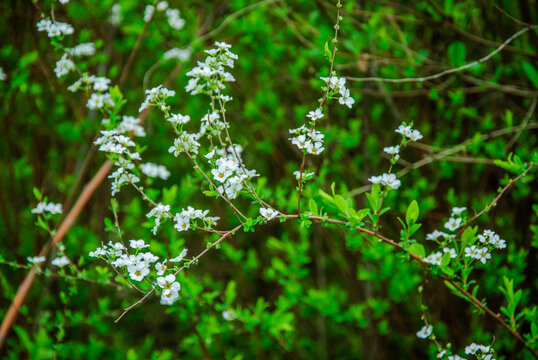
[166,8,185,30]
[185,42,237,95]
[167,113,190,125]
[146,203,171,235]
[68,74,111,93]
[116,115,146,137]
[367,123,422,190]
[465,343,494,359]
[94,117,146,196]
[89,240,188,306]
[368,173,401,189]
[395,124,423,142]
[424,247,456,266]
[36,19,74,38]
[464,229,506,264]
[54,54,75,78]
[320,76,355,108]
[139,85,176,113]
[141,163,170,180]
[174,206,219,232]
[144,2,185,30]
[437,350,466,360]
[427,207,467,241]
[168,132,201,156]
[68,43,96,57]
[416,325,433,339]
[289,125,325,155]
[51,256,70,267]
[206,146,259,200]
[0,67,6,81]
[109,4,122,25]
[31,202,63,215]
[164,48,191,62]
[27,256,46,264]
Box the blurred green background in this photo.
[1,0,538,358]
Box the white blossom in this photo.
[27,256,46,264]
[141,163,171,180]
[416,325,433,339]
[260,208,278,221]
[51,256,70,267]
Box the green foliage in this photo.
[1,0,538,359]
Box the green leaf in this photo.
[324,41,332,61]
[522,61,538,87]
[448,41,466,67]
[308,199,318,216]
[441,252,451,267]
[406,200,419,225]
[408,243,425,258]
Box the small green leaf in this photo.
[408,243,425,258]
[448,41,466,67]
[522,61,538,87]
[441,252,451,267]
[406,200,419,225]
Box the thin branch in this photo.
[347,26,537,83]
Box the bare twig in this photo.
[347,26,537,83]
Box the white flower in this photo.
[166,8,185,30]
[27,256,46,264]
[444,217,462,231]
[170,249,188,262]
[156,1,168,11]
[174,214,190,232]
[425,252,442,266]
[163,47,191,62]
[416,325,433,339]
[211,167,233,183]
[451,207,467,215]
[89,247,107,257]
[0,67,6,81]
[109,4,122,25]
[31,202,63,215]
[155,260,168,276]
[129,239,150,249]
[409,129,423,141]
[51,256,70,267]
[37,20,74,37]
[87,93,114,110]
[69,43,95,57]
[141,163,170,180]
[146,203,171,235]
[157,274,181,291]
[383,145,400,156]
[338,87,355,108]
[426,230,447,241]
[443,247,457,258]
[306,141,325,155]
[167,113,190,125]
[368,173,401,189]
[290,135,311,150]
[465,343,480,355]
[92,77,111,91]
[127,262,150,281]
[306,108,324,121]
[222,310,237,321]
[144,5,154,22]
[260,208,278,221]
[54,54,75,78]
[476,248,491,264]
[160,288,179,305]
[293,171,315,180]
[464,245,479,259]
